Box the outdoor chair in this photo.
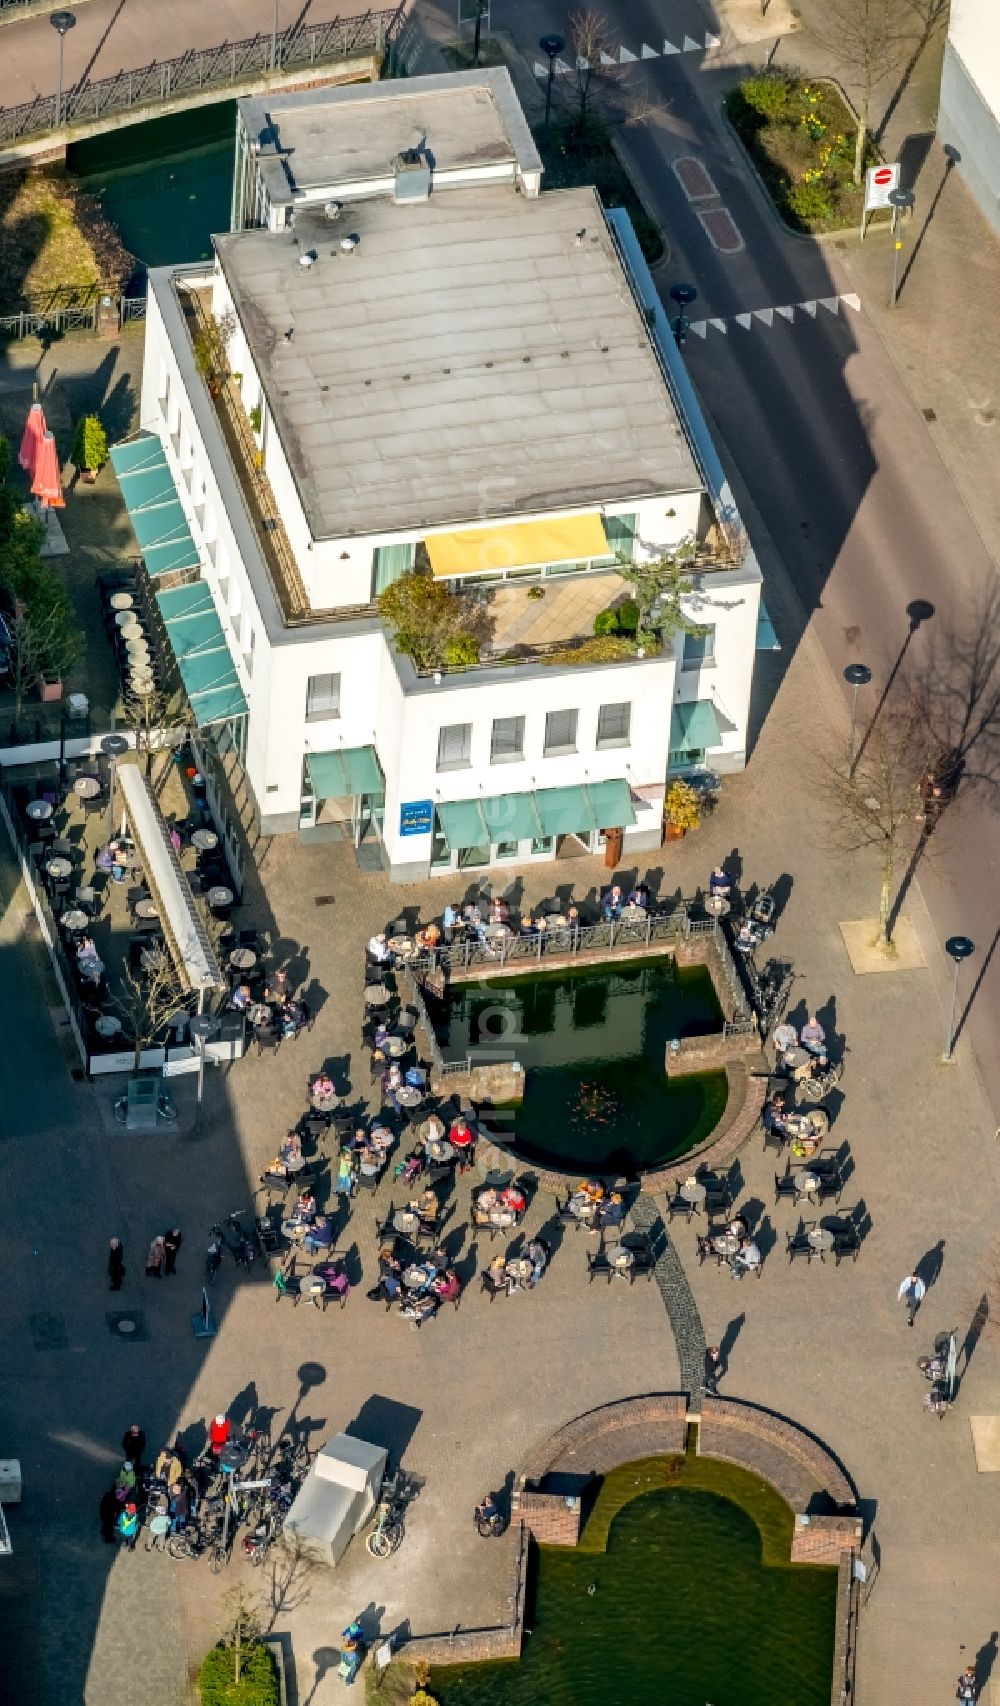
[832,1227,860,1264]
[774,1166,801,1205]
[480,1269,509,1303]
[75,886,97,918]
[256,1028,282,1059]
[621,1232,656,1282]
[700,1173,734,1218]
[587,1248,614,1284]
[666,1190,698,1223]
[786,1229,824,1264]
[556,1197,594,1232]
[51,838,74,861]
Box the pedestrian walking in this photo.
[956,1666,978,1701]
[205,1233,222,1285]
[108,1237,125,1291]
[121,1424,145,1469]
[897,1272,926,1326]
[145,1235,166,1278]
[163,1227,183,1276]
[168,1481,190,1534]
[155,1445,182,1487]
[209,1413,231,1457]
[116,1502,139,1551]
[703,1346,723,1396]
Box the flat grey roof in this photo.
[239,69,542,206]
[215,184,701,540]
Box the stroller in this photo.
[795,1055,844,1103]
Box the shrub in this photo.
[616,599,640,634]
[442,633,480,667]
[593,608,619,637]
[72,414,107,473]
[197,1642,279,1706]
[738,72,794,122]
[664,780,701,832]
[377,571,480,672]
[544,634,651,666]
[248,404,262,434]
[411,1693,441,1706]
[787,179,836,226]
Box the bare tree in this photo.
[113,951,188,1071]
[121,680,184,779]
[878,0,950,139]
[562,9,660,135]
[220,1585,263,1687]
[818,699,936,951]
[6,605,53,728]
[812,0,916,184]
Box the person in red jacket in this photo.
[209,1414,231,1457]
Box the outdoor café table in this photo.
[704,894,731,917]
[115,610,139,630]
[364,984,391,1007]
[95,1014,122,1038]
[298,1274,327,1310]
[425,1139,455,1164]
[808,1227,835,1252]
[505,1256,533,1288]
[781,1046,813,1077]
[26,800,52,822]
[120,850,144,871]
[484,923,511,942]
[402,1263,434,1292]
[619,905,647,922]
[109,591,134,611]
[310,1088,339,1113]
[387,935,416,959]
[192,828,219,852]
[207,885,234,909]
[229,947,257,971]
[393,1210,420,1238]
[487,1207,516,1230]
[247,1002,273,1029]
[62,908,88,933]
[542,913,566,929]
[73,776,100,800]
[383,1035,409,1059]
[795,1171,821,1197]
[605,1243,634,1274]
[712,1232,741,1259]
[45,856,72,880]
[679,1178,707,1209]
[395,1085,423,1110]
[134,898,159,921]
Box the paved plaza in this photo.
[0,590,998,1706]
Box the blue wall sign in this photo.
[399,799,434,837]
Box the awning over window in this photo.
[437,781,635,849]
[156,581,248,728]
[756,600,780,650]
[306,746,384,799]
[425,513,609,578]
[670,699,721,751]
[116,762,223,993]
[109,436,201,580]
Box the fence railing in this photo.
[411,909,693,979]
[0,7,402,148]
[0,292,146,344]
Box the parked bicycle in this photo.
[366,1468,412,1558]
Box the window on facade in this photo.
[305,673,341,722]
[682,626,716,669]
[436,723,472,771]
[490,715,525,763]
[371,542,415,599]
[604,512,637,563]
[544,709,578,756]
[596,702,631,749]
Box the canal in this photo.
[69,102,237,273]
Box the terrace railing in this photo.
[0,7,402,148]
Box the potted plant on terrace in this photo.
[193,308,237,398]
[72,414,108,483]
[664,779,701,841]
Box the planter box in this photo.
[261,1635,289,1706]
[36,673,63,702]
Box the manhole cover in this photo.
[106,1312,148,1341]
[30,1313,68,1351]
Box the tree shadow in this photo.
[875,0,950,145]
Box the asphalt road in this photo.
[496,0,1000,1121]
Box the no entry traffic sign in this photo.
[864,161,900,211]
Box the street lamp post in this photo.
[887,187,915,308]
[100,732,129,837]
[539,35,564,135]
[943,936,974,1061]
[843,662,872,776]
[669,282,698,348]
[189,1010,219,1124]
[270,0,279,70]
[50,11,76,129]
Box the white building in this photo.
[115,69,765,882]
[937,0,1000,235]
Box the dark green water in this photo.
[69,103,236,268]
[433,1457,838,1706]
[433,958,728,1173]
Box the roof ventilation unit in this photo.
[299,249,317,268]
[340,234,359,254]
[324,200,343,221]
[393,148,432,203]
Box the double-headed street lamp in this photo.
[539,34,564,135]
[50,11,76,129]
[669,282,698,348]
[888,187,915,308]
[943,935,974,1062]
[843,662,872,775]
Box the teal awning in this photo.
[306,746,384,799]
[587,779,637,830]
[109,436,200,580]
[535,785,595,838]
[437,798,489,850]
[438,781,636,849]
[670,700,721,751]
[482,793,543,842]
[756,600,780,650]
[156,580,247,729]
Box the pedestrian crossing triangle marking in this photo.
[534,62,547,77]
[819,296,841,314]
[776,305,794,321]
[842,292,861,311]
[682,295,863,337]
[600,50,616,65]
[705,31,721,47]
[735,313,753,329]
[555,58,572,74]
[754,307,774,327]
[689,321,708,337]
[619,44,638,61]
[576,55,590,70]
[663,38,680,52]
[641,42,659,57]
[800,300,818,316]
[683,35,700,50]
[709,317,727,334]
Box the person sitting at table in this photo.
[762,1093,790,1141]
[602,884,624,921]
[415,922,441,953]
[524,1238,550,1287]
[231,982,252,1012]
[709,865,731,897]
[489,896,510,925]
[442,902,460,944]
[289,1190,316,1227]
[500,1182,527,1218]
[382,1062,404,1114]
[731,1236,761,1279]
[260,1130,303,1184]
[580,1178,606,1204]
[302,1214,333,1256]
[627,883,650,911]
[309,1072,336,1107]
[412,1187,440,1230]
[448,1115,475,1169]
[76,936,105,984]
[595,1190,625,1230]
[472,1187,499,1227]
[433,1268,462,1307]
[519,915,540,940]
[335,1148,356,1199]
[398,1144,426,1186]
[279,996,307,1039]
[800,1013,827,1055]
[366,1246,403,1305]
[358,1137,390,1182]
[367,932,391,966]
[568,1188,599,1226]
[485,1254,514,1297]
[263,967,290,1003]
[772,1020,798,1058]
[401,1291,439,1328]
[95,843,116,873]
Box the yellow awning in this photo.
[426,513,609,578]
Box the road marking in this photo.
[671,155,719,202]
[535,34,719,78]
[663,38,680,53]
[641,41,659,57]
[695,207,745,253]
[687,294,863,336]
[619,44,637,61]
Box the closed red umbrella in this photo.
[31,430,65,509]
[18,401,46,476]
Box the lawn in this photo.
[726,72,879,234]
[0,165,133,312]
